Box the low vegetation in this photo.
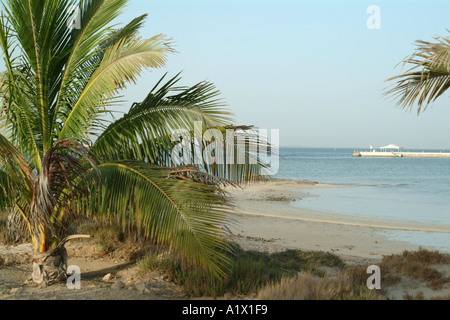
[257,272,384,300]
[137,245,349,298]
[136,242,450,300]
[74,221,152,261]
[0,211,29,245]
[2,221,449,300]
[347,249,450,292]
[0,212,12,245]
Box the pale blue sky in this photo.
[117,0,450,149]
[1,1,448,149]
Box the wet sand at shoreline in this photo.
[225,179,450,265]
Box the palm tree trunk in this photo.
[31,222,52,254]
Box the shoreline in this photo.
[225,179,450,265]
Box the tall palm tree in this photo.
[385,33,450,113]
[0,0,268,282]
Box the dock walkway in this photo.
[353,151,450,158]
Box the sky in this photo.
[115,0,450,149]
[0,1,449,149]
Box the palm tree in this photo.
[385,33,450,113]
[0,0,268,283]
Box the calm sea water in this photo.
[274,148,450,250]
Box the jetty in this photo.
[353,144,450,158]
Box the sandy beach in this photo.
[225,179,450,266]
[1,178,450,300]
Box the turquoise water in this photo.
[275,148,450,250]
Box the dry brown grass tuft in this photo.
[403,291,425,300]
[257,271,385,300]
[430,293,450,300]
[75,221,151,260]
[345,248,450,295]
[0,212,23,245]
[380,249,450,290]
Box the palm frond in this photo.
[59,33,170,140]
[92,73,271,183]
[385,34,450,114]
[82,161,233,278]
[54,0,135,140]
[91,73,233,162]
[0,132,34,188]
[167,166,240,189]
[0,133,34,234]
[0,13,43,169]
[49,13,151,135]
[2,0,81,151]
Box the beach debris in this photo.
[237,234,278,243]
[265,195,299,202]
[31,235,91,286]
[223,292,233,300]
[135,282,151,294]
[10,287,21,295]
[111,281,125,290]
[102,273,113,281]
[296,180,318,185]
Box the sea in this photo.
[274,148,450,252]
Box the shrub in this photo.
[257,272,385,300]
[137,245,346,298]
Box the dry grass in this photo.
[346,248,450,295]
[271,250,345,271]
[0,212,17,245]
[74,221,151,261]
[257,271,385,300]
[380,249,450,290]
[403,291,425,300]
[136,246,346,298]
[430,293,450,300]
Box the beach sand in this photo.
[1,178,449,300]
[225,179,450,266]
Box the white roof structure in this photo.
[380,144,404,150]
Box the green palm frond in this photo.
[0,14,42,169]
[59,33,170,140]
[92,73,232,162]
[82,161,233,278]
[92,73,270,183]
[106,13,149,44]
[0,133,34,213]
[199,125,273,183]
[0,133,34,185]
[385,34,450,114]
[3,0,81,151]
[53,0,130,141]
[55,0,129,106]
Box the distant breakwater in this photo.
[353,151,450,158]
